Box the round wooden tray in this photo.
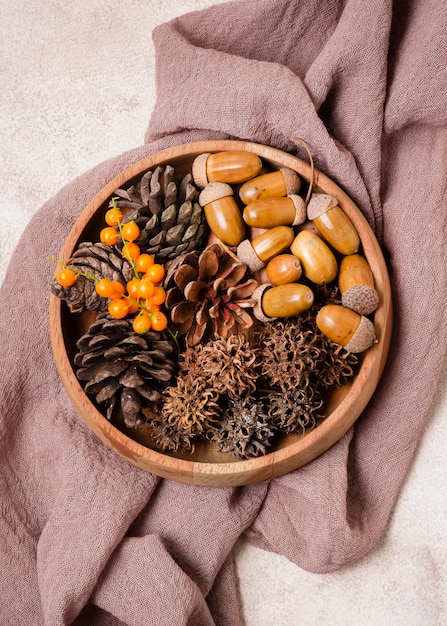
[49,139,392,486]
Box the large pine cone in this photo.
[51,242,133,313]
[164,243,259,346]
[113,165,208,261]
[74,313,177,428]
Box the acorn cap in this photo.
[307,193,338,220]
[199,181,234,206]
[252,283,276,322]
[288,194,307,225]
[192,152,211,187]
[280,168,301,195]
[236,239,266,273]
[342,285,379,316]
[344,315,376,353]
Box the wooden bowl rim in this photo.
[49,139,392,486]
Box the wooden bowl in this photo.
[49,140,392,486]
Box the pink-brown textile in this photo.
[1,0,447,624]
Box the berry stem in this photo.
[109,197,141,279]
[49,256,98,283]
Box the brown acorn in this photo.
[198,182,245,246]
[192,151,262,187]
[290,230,338,285]
[307,193,360,255]
[242,195,306,228]
[239,168,301,204]
[265,254,302,285]
[237,226,295,272]
[316,304,376,353]
[338,254,379,315]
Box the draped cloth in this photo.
[1,0,446,623]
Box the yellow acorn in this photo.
[265,254,302,285]
[239,168,301,204]
[316,304,376,353]
[199,182,245,246]
[307,193,360,255]
[237,226,294,272]
[339,254,379,315]
[242,195,306,229]
[192,150,262,187]
[252,283,314,321]
[290,229,338,285]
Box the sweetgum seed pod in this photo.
[192,151,262,187]
[199,182,245,246]
[239,168,301,204]
[307,193,360,255]
[290,229,338,285]
[316,304,376,353]
[339,254,379,315]
[242,195,306,228]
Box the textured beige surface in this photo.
[1,1,446,623]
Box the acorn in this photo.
[199,182,245,246]
[253,283,314,321]
[290,230,338,285]
[339,254,379,315]
[265,254,302,285]
[316,304,376,353]
[242,195,306,229]
[192,150,262,187]
[239,168,301,204]
[307,193,360,255]
[237,226,294,272]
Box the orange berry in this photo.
[150,310,168,332]
[143,263,165,284]
[132,312,152,334]
[126,278,141,299]
[122,242,140,262]
[127,300,140,314]
[100,226,119,246]
[95,278,117,298]
[105,207,123,226]
[56,268,77,287]
[135,253,154,273]
[108,298,129,319]
[137,278,155,299]
[109,281,126,299]
[149,286,166,306]
[145,301,160,313]
[121,221,140,242]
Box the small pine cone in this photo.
[164,243,258,346]
[74,313,177,428]
[209,395,276,459]
[113,165,208,261]
[149,376,221,453]
[51,242,133,313]
[268,388,324,434]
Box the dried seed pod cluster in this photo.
[192,149,379,354]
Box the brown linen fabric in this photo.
[1,0,447,623]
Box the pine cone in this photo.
[113,165,208,261]
[164,242,259,346]
[51,242,133,313]
[208,395,276,459]
[74,313,177,428]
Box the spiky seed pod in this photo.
[208,395,276,459]
[51,242,133,313]
[149,377,221,453]
[112,165,208,261]
[268,388,325,434]
[178,333,262,400]
[164,242,259,346]
[74,313,177,428]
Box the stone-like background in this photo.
[1,1,446,623]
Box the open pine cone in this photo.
[164,242,259,346]
[112,165,208,261]
[74,313,177,428]
[51,242,133,313]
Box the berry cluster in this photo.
[55,199,168,333]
